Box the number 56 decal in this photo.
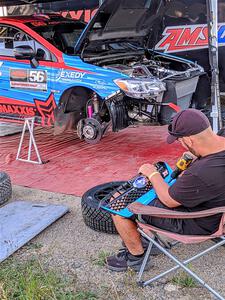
[10,69,47,91]
[29,70,46,83]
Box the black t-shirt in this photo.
[169,150,225,235]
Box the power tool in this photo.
[170,153,193,180]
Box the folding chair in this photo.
[128,203,225,300]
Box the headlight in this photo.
[114,78,166,99]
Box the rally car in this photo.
[0,0,204,143]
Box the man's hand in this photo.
[139,163,181,208]
[139,164,157,178]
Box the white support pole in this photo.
[207,0,223,132]
[16,118,43,165]
[3,6,7,16]
[0,6,7,16]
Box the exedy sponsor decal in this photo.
[155,23,225,53]
[58,70,86,81]
[10,69,48,91]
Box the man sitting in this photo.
[106,109,225,272]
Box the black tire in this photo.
[81,181,126,234]
[0,172,12,206]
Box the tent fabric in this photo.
[0,126,183,197]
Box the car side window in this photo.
[0,25,52,61]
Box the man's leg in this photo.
[106,215,152,272]
[112,215,144,255]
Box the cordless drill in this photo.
[170,153,193,180]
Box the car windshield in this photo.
[27,20,86,55]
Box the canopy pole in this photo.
[207,0,223,132]
[0,6,7,16]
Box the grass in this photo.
[92,251,110,267]
[25,242,43,250]
[0,258,98,300]
[74,292,98,300]
[172,271,197,288]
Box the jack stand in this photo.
[16,117,43,165]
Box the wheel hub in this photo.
[77,118,103,144]
[83,124,96,139]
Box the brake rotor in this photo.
[77,118,103,144]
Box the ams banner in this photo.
[155,23,225,53]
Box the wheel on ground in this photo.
[81,181,126,234]
[0,172,12,206]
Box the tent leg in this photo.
[207,0,223,131]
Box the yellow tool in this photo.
[171,153,193,180]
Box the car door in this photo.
[0,24,56,125]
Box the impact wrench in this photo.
[170,153,193,181]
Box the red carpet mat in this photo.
[0,126,183,196]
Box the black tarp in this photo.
[0,0,67,5]
[0,0,98,9]
[3,0,99,21]
[41,0,99,10]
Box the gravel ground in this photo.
[7,185,225,300]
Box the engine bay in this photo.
[84,49,202,81]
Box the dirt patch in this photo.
[6,185,225,300]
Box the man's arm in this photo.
[139,164,181,208]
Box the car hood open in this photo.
[75,0,164,53]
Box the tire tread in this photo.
[81,181,126,234]
[0,172,12,206]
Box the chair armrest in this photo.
[128,202,225,219]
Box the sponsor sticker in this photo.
[57,70,86,81]
[133,176,148,189]
[34,93,57,126]
[0,93,56,126]
[0,104,36,117]
[10,69,47,91]
[155,23,225,53]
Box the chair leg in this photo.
[142,236,225,285]
[137,236,154,284]
[138,230,225,300]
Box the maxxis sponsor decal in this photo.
[0,103,36,117]
[10,69,47,91]
[155,23,225,53]
[0,93,57,126]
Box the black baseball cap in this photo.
[167,109,210,144]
